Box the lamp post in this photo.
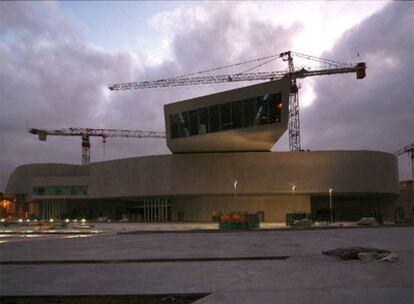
[233,179,238,204]
[289,183,296,214]
[329,188,333,224]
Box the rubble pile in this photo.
[322,247,398,262]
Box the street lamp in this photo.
[289,183,296,213]
[328,188,333,224]
[233,179,238,204]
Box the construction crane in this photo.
[395,143,414,182]
[109,50,366,151]
[29,128,166,166]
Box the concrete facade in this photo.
[5,150,399,222]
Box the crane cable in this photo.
[237,56,280,74]
[292,51,353,67]
[174,51,353,80]
[173,53,282,79]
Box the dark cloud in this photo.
[299,2,413,180]
[0,2,142,190]
[0,2,299,191]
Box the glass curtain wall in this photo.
[33,186,88,196]
[170,92,282,139]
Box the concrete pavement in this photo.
[0,225,412,303]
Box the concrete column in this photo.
[150,199,153,222]
[155,199,158,222]
[154,199,157,222]
[152,198,158,222]
[144,201,147,222]
[163,199,166,222]
[164,199,167,222]
[158,199,160,221]
[152,199,155,222]
[158,199,161,222]
[158,199,162,222]
[144,200,147,222]
[147,200,150,222]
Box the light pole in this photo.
[289,183,296,214]
[329,188,333,224]
[233,179,238,204]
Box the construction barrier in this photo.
[219,212,260,230]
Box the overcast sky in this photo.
[0,1,413,191]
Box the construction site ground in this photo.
[0,224,413,304]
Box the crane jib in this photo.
[108,63,366,91]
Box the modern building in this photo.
[4,79,402,222]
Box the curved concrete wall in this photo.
[6,164,89,199]
[6,151,399,200]
[88,150,399,198]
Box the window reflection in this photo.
[170,92,282,139]
[198,107,209,134]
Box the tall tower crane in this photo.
[29,128,166,166]
[108,50,366,151]
[395,143,414,182]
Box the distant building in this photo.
[4,80,401,222]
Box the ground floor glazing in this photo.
[13,193,400,223]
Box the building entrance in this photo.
[143,198,170,222]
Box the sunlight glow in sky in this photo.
[58,1,388,107]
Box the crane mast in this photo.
[281,51,301,151]
[29,128,166,166]
[108,50,366,152]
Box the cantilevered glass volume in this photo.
[164,78,290,153]
[169,93,282,139]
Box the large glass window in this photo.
[169,92,283,139]
[268,92,282,123]
[33,187,45,196]
[220,103,232,130]
[243,98,256,127]
[256,95,269,125]
[232,101,243,129]
[178,112,189,137]
[170,113,180,139]
[198,107,209,134]
[209,105,220,133]
[189,110,198,136]
[33,186,88,196]
[71,187,78,195]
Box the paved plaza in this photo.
[0,225,413,303]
